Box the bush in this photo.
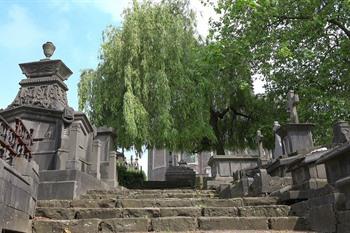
[117,164,146,188]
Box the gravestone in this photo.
[0,42,117,200]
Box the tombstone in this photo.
[275,91,315,155]
[0,42,117,200]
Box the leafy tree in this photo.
[79,0,279,155]
[79,0,215,153]
[210,0,350,145]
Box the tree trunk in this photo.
[210,108,226,155]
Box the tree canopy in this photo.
[210,0,350,145]
[78,0,273,154]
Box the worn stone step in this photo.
[37,197,279,209]
[80,193,217,199]
[33,216,309,232]
[37,198,245,208]
[86,189,215,195]
[198,217,309,231]
[36,205,292,221]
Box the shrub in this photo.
[117,164,146,188]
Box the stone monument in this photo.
[0,42,118,200]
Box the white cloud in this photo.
[0,5,44,49]
[91,0,131,22]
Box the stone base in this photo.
[206,177,233,190]
[38,170,111,200]
[165,166,196,188]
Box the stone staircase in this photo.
[33,189,310,232]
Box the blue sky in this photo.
[0,0,221,175]
[0,0,134,110]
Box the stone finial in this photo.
[42,42,56,59]
[287,90,300,123]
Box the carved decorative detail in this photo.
[10,84,68,109]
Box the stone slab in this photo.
[151,217,197,232]
[99,218,150,232]
[239,205,290,217]
[202,207,239,217]
[269,217,309,231]
[198,217,269,230]
[159,207,201,217]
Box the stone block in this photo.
[77,208,124,219]
[33,219,100,233]
[290,200,310,217]
[37,200,71,208]
[151,217,197,232]
[35,207,76,220]
[309,204,336,232]
[269,217,309,231]
[239,205,290,217]
[198,217,268,230]
[99,218,149,232]
[159,207,201,217]
[202,207,239,217]
[242,197,279,206]
[123,207,160,218]
[71,199,117,208]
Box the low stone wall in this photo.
[0,158,39,233]
[38,169,111,200]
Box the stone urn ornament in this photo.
[42,41,56,59]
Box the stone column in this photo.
[65,123,81,170]
[89,139,101,180]
[105,151,117,187]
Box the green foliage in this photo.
[78,0,281,154]
[211,0,350,145]
[117,164,146,188]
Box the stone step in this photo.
[86,189,216,195]
[80,193,217,199]
[37,197,279,209]
[35,205,291,220]
[32,216,309,232]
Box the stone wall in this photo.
[0,158,39,233]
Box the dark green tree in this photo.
[210,0,350,145]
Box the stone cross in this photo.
[287,90,300,123]
[256,130,264,158]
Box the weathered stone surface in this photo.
[123,207,160,218]
[195,198,244,207]
[117,199,193,208]
[202,207,239,217]
[337,210,350,233]
[290,201,309,217]
[309,204,336,232]
[151,217,197,232]
[35,207,76,220]
[159,207,201,217]
[33,219,100,233]
[76,208,124,219]
[242,197,279,206]
[239,205,290,217]
[198,217,269,230]
[99,218,149,232]
[37,200,71,208]
[71,199,117,208]
[269,217,309,231]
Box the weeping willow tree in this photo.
[79,0,274,154]
[79,0,215,153]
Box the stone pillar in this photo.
[105,151,117,187]
[89,139,102,180]
[65,123,81,170]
